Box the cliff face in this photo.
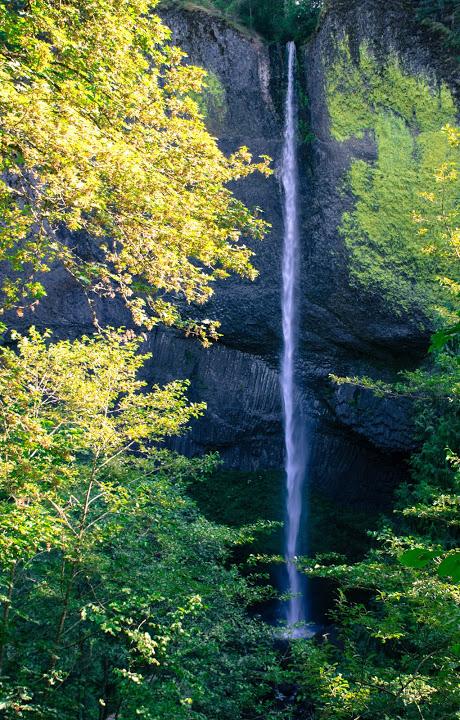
[8,1,456,500]
[161,6,284,359]
[300,0,458,456]
[156,2,448,499]
[157,1,459,504]
[150,6,287,470]
[302,0,457,359]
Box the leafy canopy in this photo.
[0,0,271,340]
[0,329,284,719]
[169,0,322,43]
[0,2,287,718]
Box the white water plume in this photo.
[280,41,309,635]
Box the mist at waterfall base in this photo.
[279,41,315,639]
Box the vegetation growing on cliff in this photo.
[190,69,227,130]
[327,41,459,324]
[166,0,322,42]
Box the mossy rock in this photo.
[326,40,459,324]
[187,66,228,133]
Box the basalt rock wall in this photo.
[156,3,435,499]
[299,0,458,459]
[9,1,456,502]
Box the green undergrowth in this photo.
[308,493,381,561]
[189,469,284,556]
[188,468,378,560]
[326,40,459,324]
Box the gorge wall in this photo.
[156,0,454,506]
[9,0,458,507]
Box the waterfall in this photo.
[280,41,308,635]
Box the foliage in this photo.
[0,329,286,719]
[190,69,227,132]
[0,2,288,718]
[287,414,460,719]
[0,0,271,342]
[168,0,322,43]
[326,40,459,322]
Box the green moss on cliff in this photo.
[327,43,455,142]
[326,42,459,321]
[192,68,227,131]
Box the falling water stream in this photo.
[280,41,309,636]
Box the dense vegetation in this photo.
[0,330,283,719]
[167,0,322,42]
[0,1,279,717]
[0,0,459,719]
[168,0,459,47]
